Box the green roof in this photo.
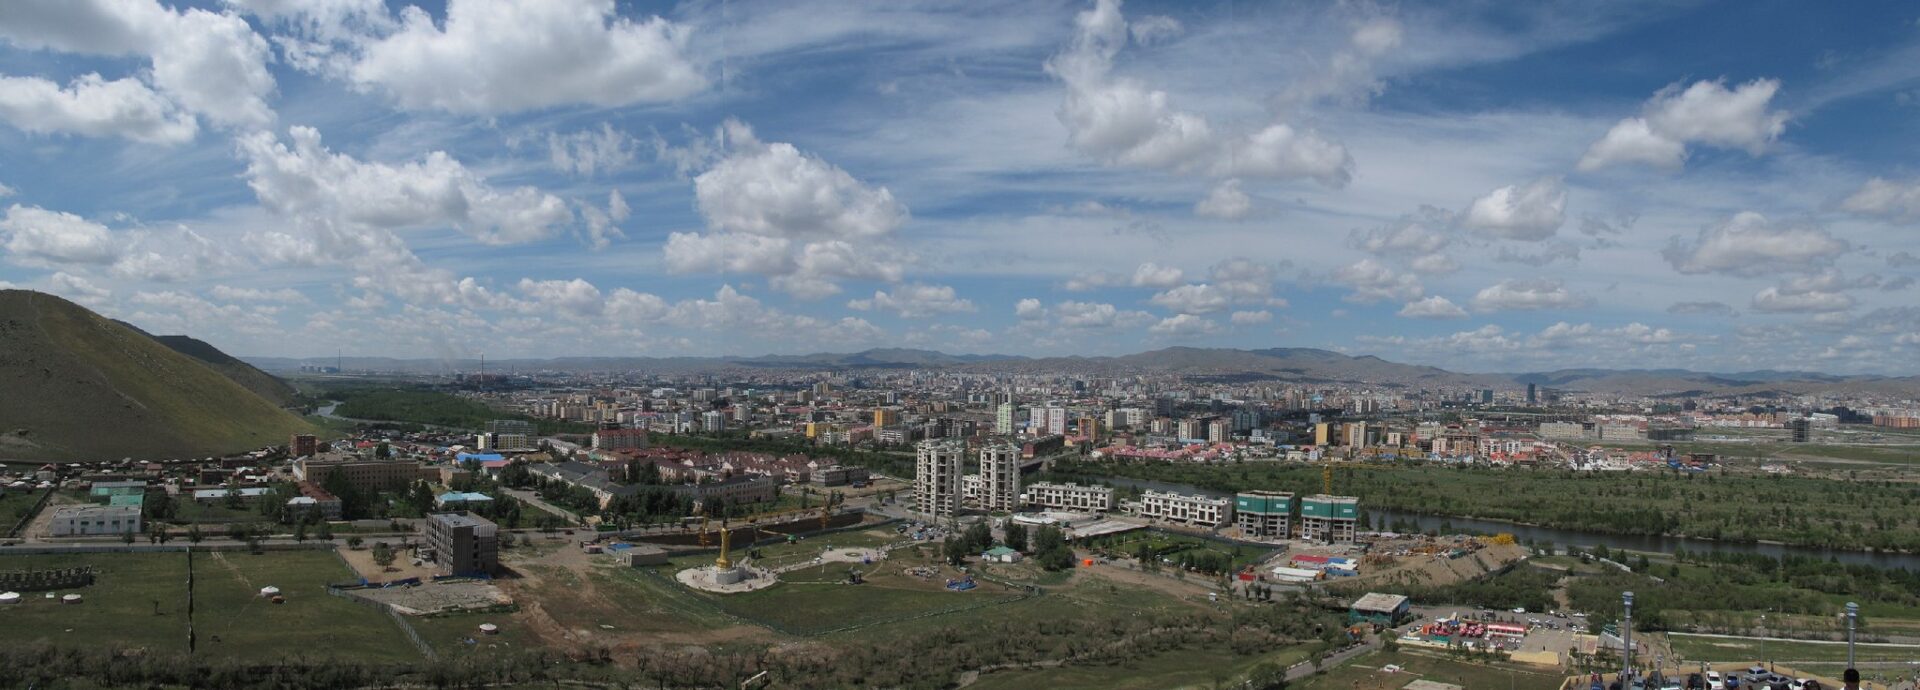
[983,546,1019,557]
[108,493,146,507]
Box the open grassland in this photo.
[0,550,416,662]
[704,555,1025,635]
[1294,650,1564,690]
[190,549,418,662]
[968,646,1313,690]
[408,609,540,658]
[0,552,190,653]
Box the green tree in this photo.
[1004,522,1028,552]
[346,535,364,550]
[372,542,396,571]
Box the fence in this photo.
[0,542,336,556]
[5,487,55,538]
[321,547,437,660]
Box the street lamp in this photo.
[1846,601,1859,671]
[1624,591,1635,686]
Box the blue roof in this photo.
[456,453,505,463]
[436,491,494,503]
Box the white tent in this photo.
[259,586,281,597]
[0,592,19,604]
[478,623,499,635]
[61,594,82,604]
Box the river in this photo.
[1091,476,1920,571]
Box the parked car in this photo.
[1706,671,1725,690]
[1687,672,1705,689]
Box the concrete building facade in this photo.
[1137,490,1232,527]
[914,439,964,517]
[424,511,499,576]
[1024,482,1115,512]
[1235,490,1296,538]
[977,440,1021,511]
[1299,494,1360,542]
[48,505,142,537]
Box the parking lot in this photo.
[1402,605,1595,664]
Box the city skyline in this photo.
[2,0,1920,373]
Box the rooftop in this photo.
[1351,592,1410,612]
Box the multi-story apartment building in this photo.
[1024,482,1114,512]
[995,402,1016,434]
[914,439,963,517]
[1235,490,1295,538]
[1299,494,1360,543]
[977,440,1021,511]
[424,512,499,576]
[293,453,423,493]
[592,427,649,451]
[1137,490,1232,527]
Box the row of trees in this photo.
[1046,458,1920,551]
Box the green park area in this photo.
[0,549,417,662]
[1294,650,1564,690]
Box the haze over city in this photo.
[1,0,1918,372]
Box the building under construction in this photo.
[1299,494,1360,543]
[1234,490,1296,538]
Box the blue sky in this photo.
[1,0,1918,373]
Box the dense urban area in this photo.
[3,350,1919,690]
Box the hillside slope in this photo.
[153,333,299,405]
[0,290,314,461]
[112,320,299,405]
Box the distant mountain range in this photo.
[0,290,312,461]
[245,346,1920,397]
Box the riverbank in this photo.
[1042,461,1920,570]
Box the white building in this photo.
[914,439,964,517]
[995,402,1016,434]
[48,505,141,537]
[702,410,727,432]
[1024,482,1115,512]
[1137,490,1232,527]
[1537,422,1587,440]
[977,440,1021,511]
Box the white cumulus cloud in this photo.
[1663,212,1848,277]
[346,0,704,113]
[1398,296,1468,319]
[1471,279,1588,312]
[1462,177,1566,241]
[1579,78,1789,171]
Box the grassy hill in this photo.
[111,319,299,406]
[0,290,314,461]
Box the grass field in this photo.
[1666,633,1920,665]
[191,549,419,662]
[706,558,1023,635]
[0,550,417,662]
[968,646,1312,690]
[1294,650,1564,690]
[409,610,539,657]
[0,552,190,652]
[0,488,47,533]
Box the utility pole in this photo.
[1622,591,1635,687]
[1847,601,1859,671]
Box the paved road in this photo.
[502,487,584,524]
[1289,639,1381,681]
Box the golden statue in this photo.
[715,528,733,570]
